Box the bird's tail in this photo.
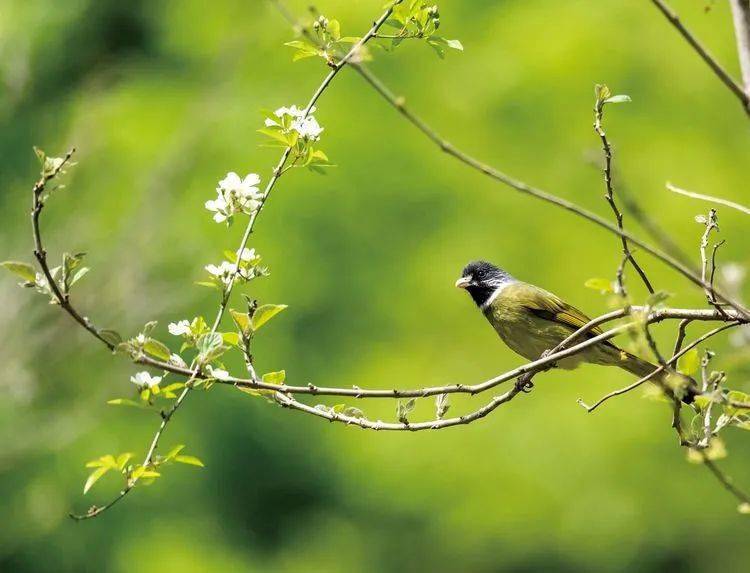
[616,349,699,404]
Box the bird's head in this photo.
[455,260,515,307]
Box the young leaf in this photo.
[397,398,417,423]
[603,94,631,104]
[262,370,286,384]
[251,304,288,331]
[98,329,122,347]
[230,309,251,335]
[1,261,37,283]
[107,398,143,408]
[436,393,450,419]
[677,348,700,376]
[144,339,171,361]
[174,455,205,467]
[83,466,111,494]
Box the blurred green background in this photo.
[2,0,750,571]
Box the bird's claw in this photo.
[515,374,534,393]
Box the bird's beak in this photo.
[455,276,472,289]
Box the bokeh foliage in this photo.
[1,0,749,571]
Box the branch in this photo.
[69,0,403,520]
[730,0,750,96]
[577,321,740,412]
[667,182,750,216]
[273,385,524,432]
[131,307,744,402]
[593,89,654,294]
[650,0,750,116]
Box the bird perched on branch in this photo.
[455,260,697,402]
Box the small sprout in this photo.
[397,398,416,424]
[435,393,450,419]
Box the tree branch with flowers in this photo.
[5,0,750,520]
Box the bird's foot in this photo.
[515,373,535,393]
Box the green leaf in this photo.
[164,444,185,461]
[1,261,37,283]
[174,455,205,467]
[677,348,700,376]
[107,398,143,407]
[195,281,220,289]
[584,277,613,294]
[116,453,133,470]
[98,329,122,347]
[83,466,111,494]
[603,94,631,104]
[262,370,286,385]
[221,332,240,347]
[328,19,341,41]
[251,304,288,331]
[230,310,251,335]
[144,338,171,361]
[258,127,293,146]
[197,332,222,355]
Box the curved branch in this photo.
[135,307,745,400]
[650,0,750,116]
[668,182,750,216]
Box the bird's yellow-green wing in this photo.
[512,283,605,337]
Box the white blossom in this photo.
[205,260,238,286]
[205,172,263,223]
[208,366,230,381]
[266,105,324,141]
[131,371,162,388]
[291,115,324,141]
[239,247,261,264]
[134,333,148,346]
[168,320,191,336]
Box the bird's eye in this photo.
[477,269,485,278]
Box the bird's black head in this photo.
[455,260,515,307]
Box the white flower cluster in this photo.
[265,105,324,142]
[204,248,263,287]
[131,371,162,389]
[205,172,263,224]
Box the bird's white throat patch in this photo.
[480,280,514,310]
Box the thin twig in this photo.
[133,307,745,401]
[273,385,524,432]
[578,321,740,412]
[668,182,750,216]
[594,95,654,294]
[650,0,750,116]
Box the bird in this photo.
[455,260,697,401]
